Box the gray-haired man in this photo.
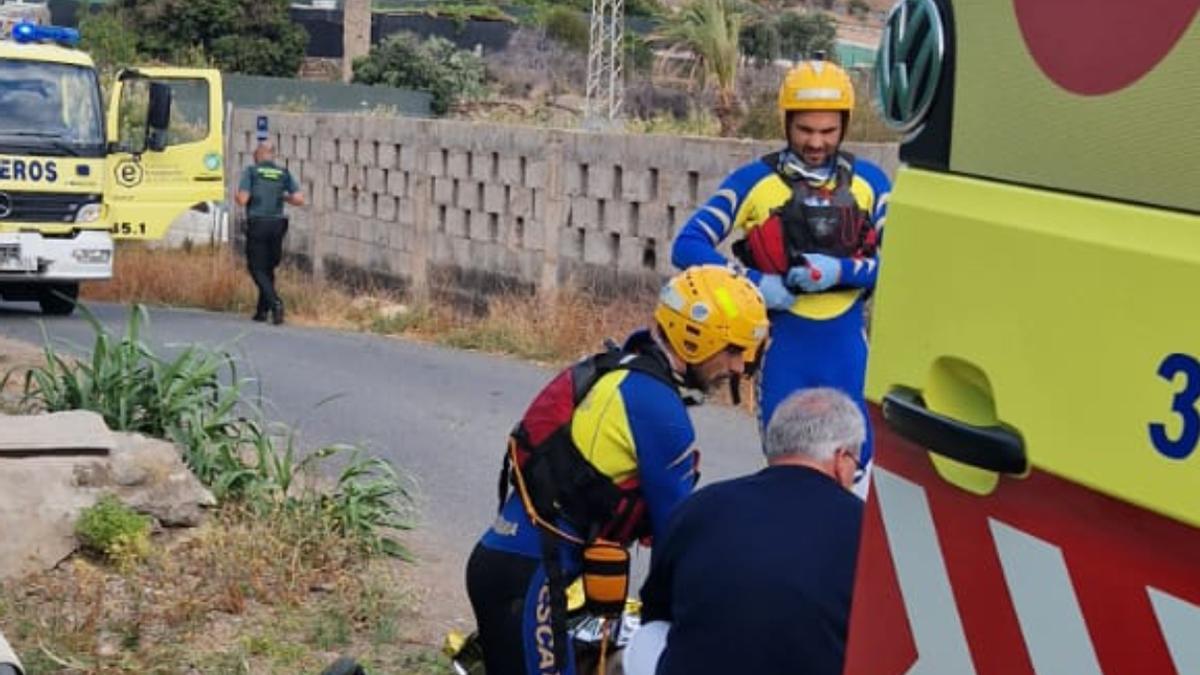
[628,388,866,675]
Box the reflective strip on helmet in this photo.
[660,285,686,312]
[794,87,845,101]
[713,287,739,319]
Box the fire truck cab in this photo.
[0,18,223,314]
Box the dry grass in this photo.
[435,290,655,364]
[82,245,659,367]
[82,244,360,330]
[0,505,450,674]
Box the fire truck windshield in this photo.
[0,58,103,157]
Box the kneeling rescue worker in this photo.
[465,265,769,674]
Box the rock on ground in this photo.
[0,411,215,580]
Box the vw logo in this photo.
[874,0,947,133]
[0,193,11,219]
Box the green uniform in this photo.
[239,161,299,322]
[239,161,299,219]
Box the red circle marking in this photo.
[1014,0,1200,95]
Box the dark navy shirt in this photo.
[639,465,864,675]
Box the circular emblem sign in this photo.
[114,159,144,188]
[873,0,947,133]
[1014,0,1199,96]
[204,152,222,171]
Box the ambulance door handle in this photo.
[883,386,1027,474]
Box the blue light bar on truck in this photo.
[10,22,80,47]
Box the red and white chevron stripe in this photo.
[847,409,1200,675]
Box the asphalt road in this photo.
[0,300,764,626]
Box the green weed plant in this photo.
[7,304,414,558]
[75,495,152,567]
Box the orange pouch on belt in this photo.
[582,542,630,616]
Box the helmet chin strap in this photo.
[680,366,708,406]
[728,373,743,406]
[650,326,688,385]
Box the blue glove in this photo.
[758,274,797,311]
[786,254,842,293]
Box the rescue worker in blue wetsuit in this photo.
[671,58,891,499]
[465,265,768,675]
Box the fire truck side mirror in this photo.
[145,82,172,153]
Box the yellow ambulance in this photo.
[0,21,223,314]
[847,0,1200,672]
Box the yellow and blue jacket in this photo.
[481,331,698,566]
[672,151,891,320]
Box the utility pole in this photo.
[342,0,371,83]
[584,0,625,129]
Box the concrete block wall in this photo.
[227,110,899,299]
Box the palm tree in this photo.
[655,0,744,137]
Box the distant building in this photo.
[836,40,877,69]
[0,1,51,35]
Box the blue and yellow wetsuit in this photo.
[672,151,890,496]
[467,331,697,674]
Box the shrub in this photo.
[484,27,587,98]
[628,0,667,17]
[514,0,663,18]
[539,6,590,52]
[736,62,784,139]
[102,0,308,76]
[737,95,780,139]
[626,81,693,121]
[353,33,487,115]
[738,10,837,63]
[627,109,721,137]
[740,20,781,63]
[776,12,837,61]
[626,32,656,75]
[76,495,152,565]
[79,9,140,83]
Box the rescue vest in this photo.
[733,151,878,276]
[498,339,680,546]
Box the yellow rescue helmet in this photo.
[777,59,855,129]
[655,265,769,366]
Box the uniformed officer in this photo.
[235,141,305,324]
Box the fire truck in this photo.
[0,16,223,314]
[849,0,1200,672]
